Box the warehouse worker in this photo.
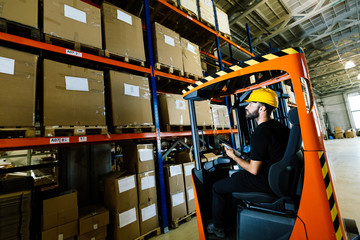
[207,88,290,238]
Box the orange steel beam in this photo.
[161,129,238,138]
[0,133,157,150]
[0,32,151,74]
[201,50,232,66]
[155,0,254,57]
[154,70,196,84]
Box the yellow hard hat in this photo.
[245,88,278,108]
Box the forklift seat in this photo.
[232,107,303,213]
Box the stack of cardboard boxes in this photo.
[182,162,196,214]
[123,142,159,235]
[0,191,31,239]
[78,205,109,240]
[211,104,231,129]
[163,164,188,223]
[334,127,344,139]
[42,191,79,240]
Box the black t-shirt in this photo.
[245,119,290,193]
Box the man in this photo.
[207,88,290,238]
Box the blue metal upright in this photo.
[246,23,254,54]
[211,0,235,148]
[143,0,169,233]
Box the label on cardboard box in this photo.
[119,208,137,228]
[187,42,196,54]
[187,188,194,201]
[65,76,89,91]
[117,9,132,25]
[164,35,175,47]
[64,4,86,23]
[204,0,212,7]
[124,83,140,97]
[141,204,156,222]
[0,56,15,75]
[118,176,136,193]
[184,164,194,176]
[170,165,182,177]
[139,148,153,162]
[58,233,64,240]
[172,192,185,207]
[93,223,98,230]
[175,100,186,110]
[141,176,155,190]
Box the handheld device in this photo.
[221,143,242,157]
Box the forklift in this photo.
[182,47,359,239]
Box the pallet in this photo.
[0,18,40,40]
[184,72,202,81]
[219,32,232,40]
[198,125,213,131]
[44,34,104,57]
[44,126,107,137]
[135,227,161,240]
[179,6,199,20]
[199,19,216,31]
[213,126,231,130]
[0,127,36,139]
[171,211,196,229]
[113,125,155,134]
[155,63,184,76]
[165,125,192,132]
[104,50,145,67]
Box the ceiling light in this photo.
[345,61,355,69]
[358,74,360,80]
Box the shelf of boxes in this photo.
[0,0,253,235]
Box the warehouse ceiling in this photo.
[216,0,360,96]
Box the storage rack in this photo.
[0,0,252,233]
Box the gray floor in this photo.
[152,137,360,239]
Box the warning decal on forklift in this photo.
[319,151,343,240]
[182,47,303,95]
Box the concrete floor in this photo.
[151,137,360,239]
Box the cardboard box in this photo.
[78,226,107,240]
[42,191,78,230]
[153,22,183,71]
[122,142,155,174]
[216,7,230,35]
[43,0,102,48]
[211,104,230,129]
[137,170,157,205]
[139,200,159,235]
[164,164,185,194]
[185,186,196,214]
[180,0,198,17]
[42,220,78,240]
[199,0,215,27]
[203,152,221,161]
[345,129,356,138]
[103,172,138,212]
[108,71,153,126]
[334,127,343,133]
[79,205,109,235]
[335,132,344,139]
[174,150,192,164]
[283,84,296,105]
[102,3,146,61]
[168,191,187,222]
[0,47,37,127]
[43,59,105,126]
[182,162,195,188]
[110,208,140,240]
[195,100,213,126]
[158,94,191,126]
[0,0,38,28]
[181,38,202,77]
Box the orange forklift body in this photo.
[184,48,346,239]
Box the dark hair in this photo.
[259,102,275,116]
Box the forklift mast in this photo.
[183,48,348,239]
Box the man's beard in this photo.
[246,108,259,119]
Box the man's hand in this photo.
[224,147,236,159]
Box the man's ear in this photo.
[258,105,266,113]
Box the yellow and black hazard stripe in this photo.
[319,151,344,240]
[182,47,303,95]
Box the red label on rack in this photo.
[79,136,87,142]
[66,49,82,57]
[61,137,70,143]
